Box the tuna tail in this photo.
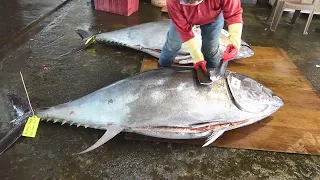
[75,29,96,48]
[0,94,32,155]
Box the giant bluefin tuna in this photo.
[0,67,283,155]
[76,19,254,64]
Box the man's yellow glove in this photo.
[213,23,243,85]
[221,23,243,62]
[228,23,243,50]
[184,37,212,85]
[184,38,204,63]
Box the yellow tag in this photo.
[22,116,40,138]
[85,36,95,47]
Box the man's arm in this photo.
[167,0,204,64]
[167,0,210,84]
[222,0,243,50]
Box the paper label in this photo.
[22,116,40,138]
[231,77,241,90]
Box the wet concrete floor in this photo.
[0,0,70,47]
[0,0,320,179]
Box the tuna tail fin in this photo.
[75,125,123,155]
[0,94,32,155]
[75,29,96,48]
[7,94,30,117]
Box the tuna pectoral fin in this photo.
[202,125,230,147]
[76,126,123,154]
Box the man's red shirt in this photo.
[167,0,243,42]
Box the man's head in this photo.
[180,0,204,5]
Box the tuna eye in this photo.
[241,79,263,100]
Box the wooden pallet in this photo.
[125,46,320,155]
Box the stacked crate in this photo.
[94,0,139,16]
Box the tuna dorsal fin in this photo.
[75,125,123,154]
[202,125,230,147]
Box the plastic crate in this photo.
[94,0,139,16]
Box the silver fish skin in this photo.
[76,19,254,64]
[28,67,283,153]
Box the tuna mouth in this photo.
[273,95,284,107]
[241,43,251,49]
[262,87,284,107]
[133,120,249,133]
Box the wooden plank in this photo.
[125,46,320,155]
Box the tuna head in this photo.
[196,70,284,147]
[226,71,283,113]
[221,70,283,131]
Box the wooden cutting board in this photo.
[125,46,320,155]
